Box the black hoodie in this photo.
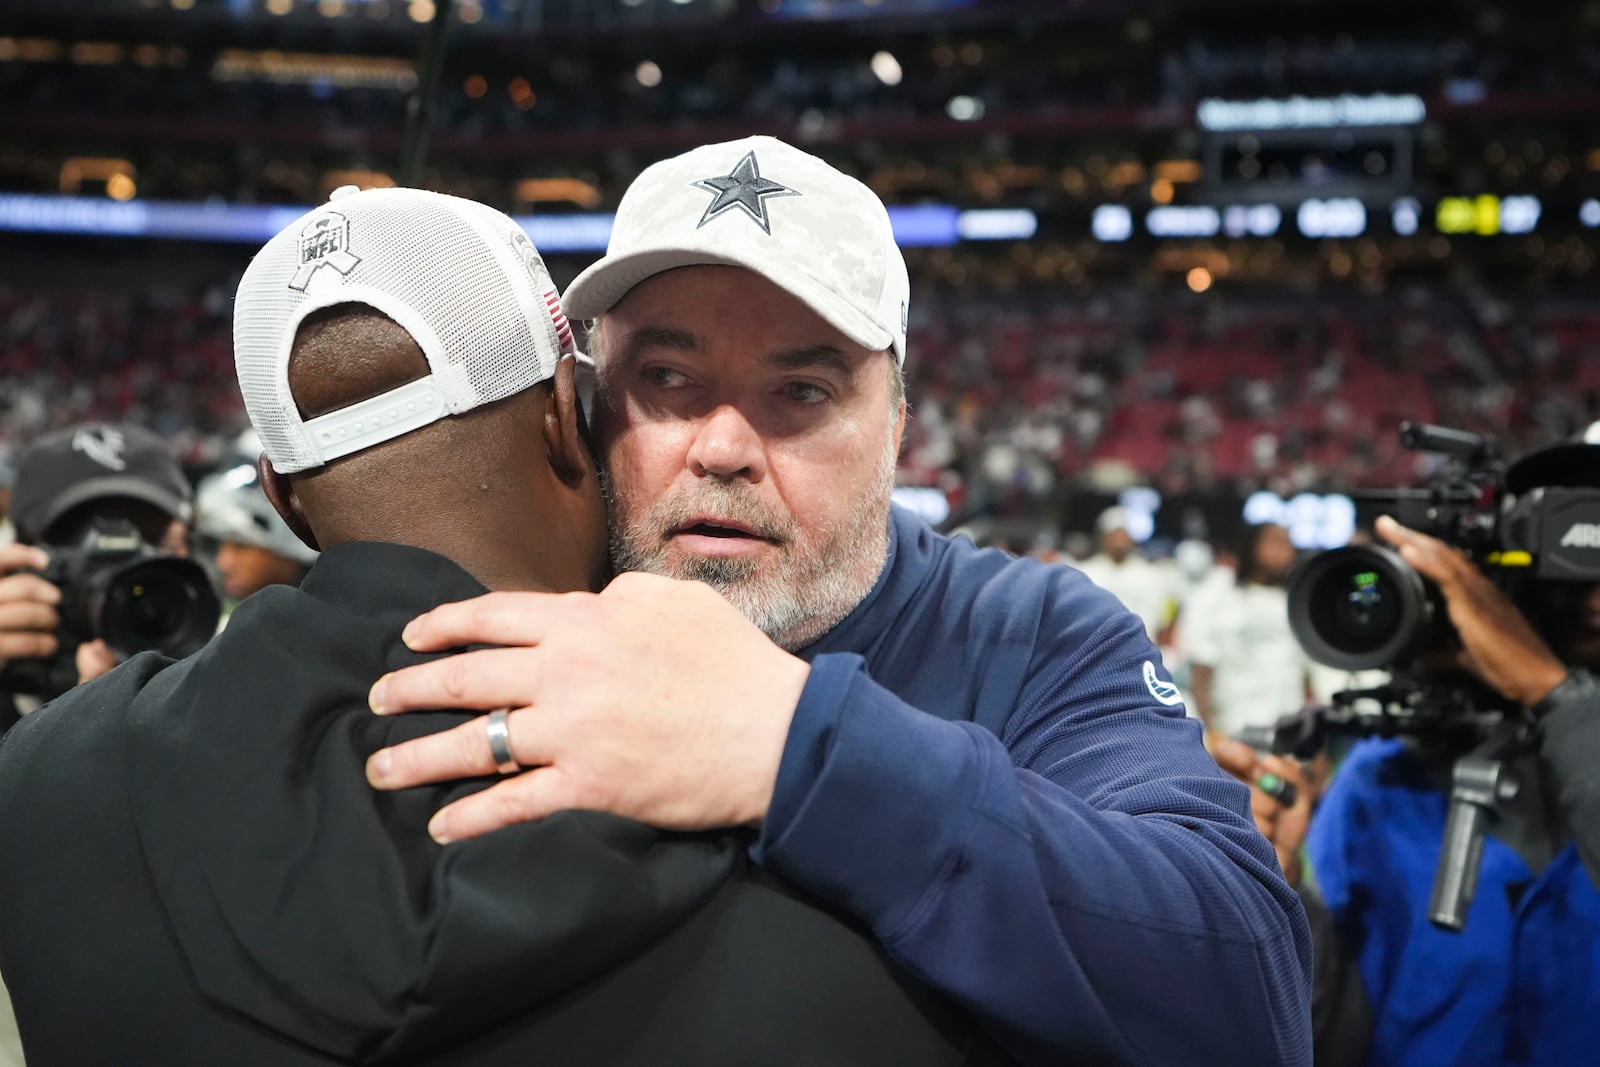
[0,542,1007,1066]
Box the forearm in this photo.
[1534,668,1600,886]
[757,655,1312,1066]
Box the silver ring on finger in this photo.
[486,709,520,775]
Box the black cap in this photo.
[10,424,193,545]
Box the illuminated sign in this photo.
[1197,93,1425,132]
[1500,196,1541,234]
[956,208,1038,241]
[1147,205,1221,238]
[1119,487,1162,545]
[1243,492,1357,550]
[1222,204,1282,238]
[1391,198,1420,236]
[1296,198,1367,239]
[1436,194,1541,236]
[0,194,1016,251]
[1092,204,1133,242]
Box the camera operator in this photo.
[0,423,198,732]
[1218,503,1600,1066]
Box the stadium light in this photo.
[946,96,984,121]
[1223,204,1281,238]
[1499,196,1541,235]
[635,60,662,88]
[1244,492,1356,549]
[1296,198,1366,239]
[870,51,903,87]
[1436,194,1541,237]
[1391,198,1420,236]
[956,209,1037,241]
[1147,205,1220,238]
[0,195,999,253]
[1091,204,1133,242]
[1119,488,1161,544]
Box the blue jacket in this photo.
[1308,738,1600,1066]
[755,507,1313,1065]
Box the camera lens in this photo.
[1288,544,1432,671]
[97,559,220,660]
[1321,566,1399,651]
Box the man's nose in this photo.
[686,404,768,482]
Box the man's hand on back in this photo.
[365,571,810,843]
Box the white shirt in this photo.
[1181,581,1312,737]
[1076,553,1175,643]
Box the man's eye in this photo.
[783,381,830,405]
[642,366,689,388]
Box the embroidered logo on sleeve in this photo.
[1142,660,1185,706]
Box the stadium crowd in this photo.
[4,276,1596,510]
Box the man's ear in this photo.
[545,357,596,488]
[257,453,320,552]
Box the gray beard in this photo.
[603,438,896,651]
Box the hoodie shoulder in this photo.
[0,651,175,797]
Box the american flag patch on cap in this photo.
[544,288,575,353]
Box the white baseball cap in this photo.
[1097,506,1133,535]
[234,185,577,474]
[563,135,910,363]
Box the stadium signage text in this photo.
[1197,93,1427,132]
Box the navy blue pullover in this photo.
[756,507,1314,1065]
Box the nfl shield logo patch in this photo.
[289,211,362,292]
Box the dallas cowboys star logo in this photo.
[691,150,800,235]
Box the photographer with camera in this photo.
[1217,428,1600,1065]
[0,423,218,732]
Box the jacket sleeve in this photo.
[1300,884,1373,1067]
[754,612,1312,1066]
[1534,668,1600,887]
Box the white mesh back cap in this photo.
[563,135,910,364]
[234,185,576,474]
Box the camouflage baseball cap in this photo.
[563,135,910,364]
